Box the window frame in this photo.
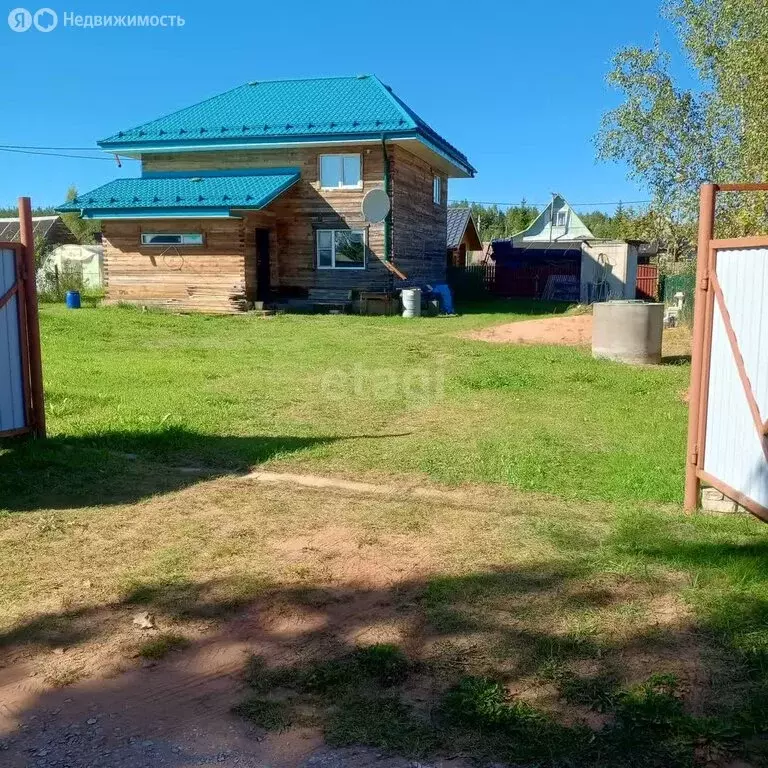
[316,228,367,270]
[433,175,442,205]
[319,153,363,190]
[140,233,204,247]
[553,210,568,228]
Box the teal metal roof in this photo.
[98,75,474,176]
[55,168,300,219]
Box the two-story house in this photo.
[57,75,475,313]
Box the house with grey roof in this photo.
[57,75,475,313]
[446,208,481,267]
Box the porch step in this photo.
[251,308,278,317]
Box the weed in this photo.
[326,693,435,755]
[354,644,411,687]
[232,696,293,731]
[137,632,189,660]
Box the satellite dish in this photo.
[361,188,391,224]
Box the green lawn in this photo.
[1,300,689,511]
[2,301,768,766]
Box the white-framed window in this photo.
[317,229,366,270]
[553,210,568,227]
[433,175,442,204]
[141,233,204,246]
[319,154,362,189]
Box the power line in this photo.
[449,198,652,208]
[0,143,105,151]
[0,146,136,161]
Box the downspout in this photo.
[381,135,392,262]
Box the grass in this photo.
[137,631,190,659]
[3,300,765,765]
[2,299,689,511]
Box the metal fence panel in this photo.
[703,247,768,508]
[0,247,25,432]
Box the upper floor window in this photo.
[141,233,203,246]
[553,210,568,227]
[433,176,442,204]
[320,154,362,189]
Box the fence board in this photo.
[0,247,25,433]
[636,264,659,301]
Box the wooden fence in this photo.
[635,264,660,301]
[448,262,580,300]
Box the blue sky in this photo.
[0,0,682,212]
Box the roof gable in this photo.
[98,75,474,177]
[512,194,594,243]
[447,208,481,250]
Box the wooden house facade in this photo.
[58,75,474,313]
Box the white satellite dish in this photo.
[361,188,391,224]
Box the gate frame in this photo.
[0,197,46,439]
[685,182,768,519]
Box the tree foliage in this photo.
[450,200,540,242]
[60,186,101,244]
[598,0,768,240]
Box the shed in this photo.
[447,208,482,267]
[0,215,78,248]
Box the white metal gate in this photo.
[0,245,29,435]
[686,183,768,521]
[701,245,768,515]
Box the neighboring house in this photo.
[491,194,642,303]
[0,215,78,248]
[446,208,481,267]
[57,75,475,313]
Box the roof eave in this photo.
[99,130,475,177]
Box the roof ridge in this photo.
[245,74,374,85]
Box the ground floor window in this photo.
[141,233,204,246]
[317,229,366,269]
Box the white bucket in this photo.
[401,288,422,318]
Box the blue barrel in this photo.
[65,290,81,309]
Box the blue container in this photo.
[65,290,81,309]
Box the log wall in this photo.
[103,143,450,312]
[101,218,248,313]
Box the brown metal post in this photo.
[684,184,716,511]
[18,196,46,438]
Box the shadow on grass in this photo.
[3,546,768,766]
[454,298,574,316]
[0,427,411,512]
[660,353,692,366]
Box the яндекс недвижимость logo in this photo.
[7,8,184,30]
[8,7,58,31]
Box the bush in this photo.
[38,263,84,303]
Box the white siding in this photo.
[0,248,25,433]
[703,247,768,508]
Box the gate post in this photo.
[684,184,716,511]
[18,196,46,438]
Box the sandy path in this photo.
[466,314,592,346]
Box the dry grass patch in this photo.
[1,464,767,764]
